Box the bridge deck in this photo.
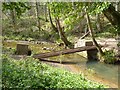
[33,45,102,59]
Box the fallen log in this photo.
[33,45,103,59]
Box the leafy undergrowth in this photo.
[2,54,107,89]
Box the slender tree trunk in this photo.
[29,2,35,16]
[48,8,58,32]
[44,3,48,22]
[11,9,17,31]
[55,17,74,49]
[96,13,102,33]
[85,8,104,56]
[36,1,41,31]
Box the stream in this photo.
[48,54,119,88]
[3,40,119,88]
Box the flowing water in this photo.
[49,54,119,87]
[3,40,119,88]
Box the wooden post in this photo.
[16,43,31,55]
[85,41,98,61]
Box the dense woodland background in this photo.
[2,2,120,62]
[2,1,120,89]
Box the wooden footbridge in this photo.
[33,45,103,59]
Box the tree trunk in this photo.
[85,8,104,56]
[11,9,17,31]
[115,2,120,58]
[36,1,41,31]
[103,4,120,56]
[118,2,120,12]
[48,7,58,32]
[103,4,120,28]
[55,17,74,49]
[96,13,102,33]
[28,2,35,16]
[44,3,48,22]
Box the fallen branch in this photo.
[80,31,90,39]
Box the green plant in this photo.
[2,2,31,18]
[103,50,117,64]
[2,46,16,55]
[2,54,106,89]
[117,42,120,47]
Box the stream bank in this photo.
[45,61,118,88]
[3,40,119,88]
[44,54,119,88]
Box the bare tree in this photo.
[36,1,41,31]
[96,13,102,33]
[85,7,104,56]
[28,2,36,16]
[55,17,74,49]
[48,7,58,32]
[44,3,48,22]
[10,9,17,31]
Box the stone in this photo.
[16,43,31,55]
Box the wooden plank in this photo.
[33,45,102,59]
